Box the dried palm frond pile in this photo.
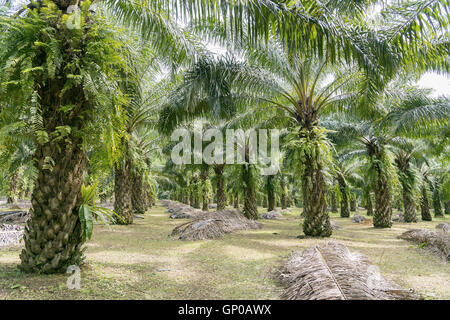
[277,242,418,300]
[0,210,29,224]
[171,209,262,240]
[0,224,24,247]
[398,229,450,261]
[160,200,205,219]
[436,223,449,233]
[261,210,284,220]
[351,214,367,223]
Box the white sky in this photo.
[416,72,450,97]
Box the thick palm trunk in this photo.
[213,164,226,210]
[7,172,18,204]
[432,187,443,217]
[200,166,209,212]
[114,155,133,225]
[131,172,146,214]
[330,189,338,213]
[267,175,275,212]
[234,193,240,209]
[242,164,258,220]
[280,178,287,209]
[445,200,450,215]
[20,138,86,273]
[337,175,349,218]
[366,193,373,216]
[420,184,432,221]
[402,190,417,222]
[373,175,392,228]
[302,156,332,237]
[350,197,357,212]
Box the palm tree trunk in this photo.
[280,178,287,209]
[337,175,349,218]
[242,163,258,220]
[350,197,357,212]
[366,193,373,216]
[7,172,18,204]
[114,154,133,225]
[432,186,443,217]
[200,165,209,212]
[373,174,392,228]
[302,155,332,237]
[20,138,86,273]
[213,164,226,210]
[267,175,275,212]
[402,190,417,222]
[420,183,432,221]
[330,189,338,213]
[445,200,450,215]
[234,192,240,209]
[131,172,145,214]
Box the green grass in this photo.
[0,205,449,300]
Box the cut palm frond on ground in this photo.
[171,210,262,240]
[278,242,418,300]
[399,229,450,261]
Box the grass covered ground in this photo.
[0,205,449,300]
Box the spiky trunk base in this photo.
[366,194,373,216]
[402,192,417,222]
[20,141,86,273]
[432,188,443,217]
[350,198,356,212]
[114,156,133,225]
[420,184,432,221]
[267,175,275,212]
[330,190,338,213]
[302,157,332,237]
[242,164,258,220]
[338,175,349,218]
[131,172,146,214]
[373,176,392,228]
[214,165,226,210]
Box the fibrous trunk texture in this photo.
[330,189,338,213]
[366,194,373,216]
[267,175,275,212]
[20,137,86,273]
[432,187,443,217]
[350,197,356,212]
[200,166,209,212]
[242,164,258,220]
[373,174,392,228]
[7,172,18,204]
[420,184,432,221]
[402,190,417,222]
[280,178,287,209]
[131,172,145,214]
[213,164,226,210]
[302,155,332,237]
[337,175,349,218]
[278,242,417,300]
[233,193,239,209]
[114,154,133,225]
